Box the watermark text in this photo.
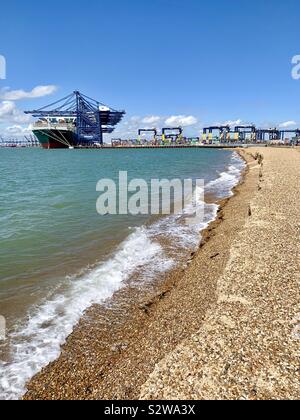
[0,316,6,341]
[96,172,204,224]
[0,55,6,80]
[291,55,300,80]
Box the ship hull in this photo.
[33,129,78,149]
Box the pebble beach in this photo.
[24,147,300,401]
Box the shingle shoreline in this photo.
[24,148,299,400]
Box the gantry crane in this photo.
[202,126,230,143]
[161,127,183,144]
[25,91,125,146]
[234,125,257,143]
[138,129,158,144]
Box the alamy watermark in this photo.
[0,55,6,79]
[96,172,204,225]
[291,55,300,80]
[0,315,6,341]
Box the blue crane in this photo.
[25,91,125,146]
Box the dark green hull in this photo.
[33,129,78,149]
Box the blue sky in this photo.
[1,0,300,139]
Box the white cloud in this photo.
[0,101,32,124]
[165,115,197,127]
[0,85,58,101]
[223,119,243,128]
[107,113,201,141]
[141,115,161,125]
[129,115,142,124]
[279,120,297,128]
[5,124,33,135]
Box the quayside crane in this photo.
[256,128,281,142]
[25,91,125,147]
[202,126,230,143]
[161,127,183,143]
[138,129,158,143]
[278,129,300,141]
[234,125,256,142]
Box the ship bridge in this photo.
[25,91,126,146]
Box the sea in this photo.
[0,147,245,399]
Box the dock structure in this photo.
[114,124,300,149]
[201,125,300,145]
[278,129,300,141]
[234,125,257,142]
[20,93,300,149]
[0,135,40,148]
[138,129,158,144]
[256,128,280,142]
[161,127,183,144]
[202,125,257,143]
[24,135,40,147]
[202,126,231,143]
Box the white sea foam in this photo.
[206,152,245,198]
[0,227,169,400]
[145,180,219,254]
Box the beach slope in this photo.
[140,148,300,400]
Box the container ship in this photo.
[25,91,125,149]
[32,117,78,149]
